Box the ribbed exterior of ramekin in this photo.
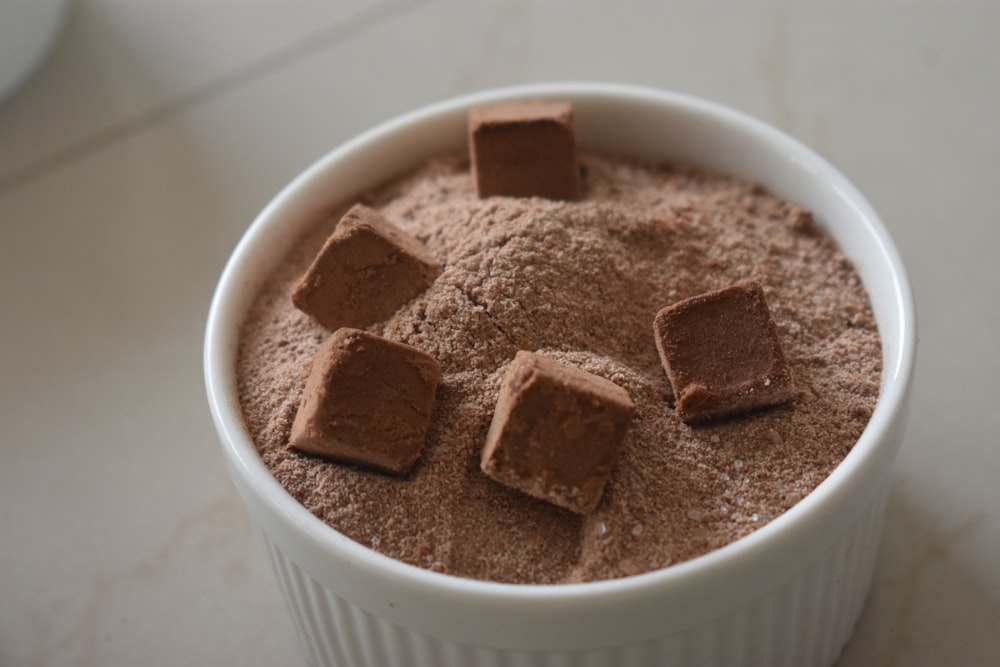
[260,487,888,667]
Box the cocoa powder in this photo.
[236,153,881,584]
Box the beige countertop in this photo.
[1,1,997,665]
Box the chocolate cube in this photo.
[481,351,635,514]
[653,282,794,423]
[289,328,441,475]
[469,100,582,200]
[292,204,440,332]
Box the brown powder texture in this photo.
[236,153,882,584]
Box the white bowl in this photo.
[0,0,69,105]
[205,83,915,667]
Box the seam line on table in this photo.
[0,0,433,195]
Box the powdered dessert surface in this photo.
[237,153,881,584]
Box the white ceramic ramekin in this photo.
[205,83,915,667]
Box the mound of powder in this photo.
[236,153,881,584]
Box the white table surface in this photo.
[1,1,997,665]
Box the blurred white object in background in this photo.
[0,0,69,104]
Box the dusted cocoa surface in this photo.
[236,152,881,584]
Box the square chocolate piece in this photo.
[289,328,441,475]
[481,351,636,514]
[469,100,582,200]
[292,204,440,332]
[653,282,794,423]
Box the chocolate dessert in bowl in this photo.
[205,83,914,667]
